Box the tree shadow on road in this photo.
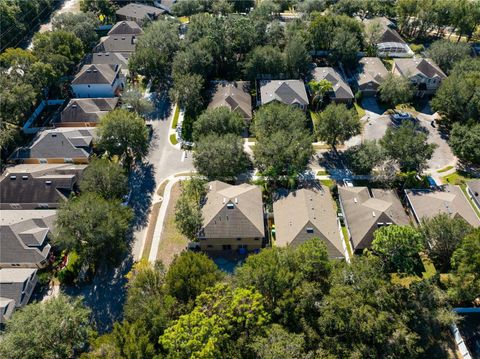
[130,162,156,231]
[63,256,133,334]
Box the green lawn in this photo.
[354,102,366,118]
[317,170,328,176]
[437,165,454,173]
[341,226,353,258]
[441,170,475,185]
[170,133,178,145]
[320,179,335,187]
[391,253,437,287]
[171,105,180,129]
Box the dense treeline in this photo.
[0,0,56,51]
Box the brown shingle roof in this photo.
[406,185,480,227]
[357,57,389,89]
[108,21,144,36]
[273,187,344,258]
[260,80,309,106]
[72,64,120,85]
[313,67,354,100]
[93,35,138,53]
[58,98,118,125]
[394,58,446,79]
[339,187,410,250]
[200,181,265,239]
[208,81,252,121]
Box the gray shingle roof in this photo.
[0,210,56,267]
[58,98,118,125]
[260,80,309,106]
[108,21,144,36]
[208,81,252,121]
[0,297,15,323]
[72,64,120,85]
[394,58,446,79]
[93,35,138,53]
[9,128,94,161]
[273,187,344,258]
[357,57,389,89]
[116,3,164,22]
[200,181,265,239]
[91,52,130,67]
[313,67,354,100]
[0,268,37,307]
[0,164,85,209]
[339,187,410,250]
[406,185,480,228]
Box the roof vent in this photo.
[222,198,226,204]
[93,69,98,73]
[235,197,238,204]
[86,70,91,73]
[354,197,357,203]
[372,211,376,217]
[105,53,110,56]
[22,175,28,180]
[45,180,52,185]
[10,175,16,180]
[72,104,77,108]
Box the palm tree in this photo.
[308,79,333,111]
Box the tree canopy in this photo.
[175,177,207,240]
[449,122,480,165]
[315,103,361,150]
[0,294,91,359]
[427,39,471,74]
[380,121,436,172]
[345,140,385,175]
[192,107,245,141]
[96,109,149,168]
[378,73,415,107]
[253,103,313,179]
[52,12,100,50]
[54,193,133,267]
[193,134,251,181]
[80,158,128,200]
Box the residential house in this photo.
[0,164,86,209]
[273,187,345,259]
[108,20,144,36]
[93,35,138,54]
[363,17,413,58]
[393,58,447,95]
[91,52,131,68]
[0,268,38,309]
[208,81,252,123]
[312,67,354,104]
[154,0,176,14]
[55,98,119,127]
[71,64,124,98]
[467,180,480,210]
[198,181,265,251]
[0,210,56,268]
[356,57,389,95]
[0,297,15,324]
[259,80,309,110]
[8,128,94,164]
[405,185,480,227]
[338,187,410,252]
[116,3,164,25]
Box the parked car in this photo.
[391,112,413,121]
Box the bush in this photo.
[57,251,81,285]
[410,44,424,54]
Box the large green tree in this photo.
[32,30,84,75]
[243,46,285,81]
[284,34,310,77]
[380,121,436,172]
[97,109,149,167]
[193,134,251,181]
[174,177,207,240]
[448,229,480,305]
[315,103,361,151]
[165,251,222,305]
[169,73,205,116]
[431,58,480,124]
[378,73,415,107]
[427,40,471,74]
[52,12,100,50]
[192,106,245,141]
[345,140,385,175]
[371,225,425,274]
[249,324,306,359]
[253,103,313,179]
[0,294,91,359]
[54,193,133,267]
[449,122,480,165]
[80,158,128,200]
[160,284,268,357]
[421,214,473,272]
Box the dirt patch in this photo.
[156,179,168,196]
[141,202,162,260]
[156,182,188,267]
